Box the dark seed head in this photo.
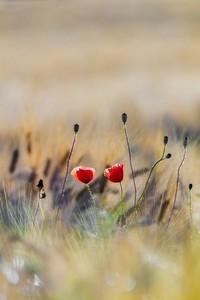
[74,124,79,133]
[37,179,44,189]
[183,136,188,148]
[189,183,193,190]
[121,113,127,124]
[163,136,168,145]
[165,153,172,159]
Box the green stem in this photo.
[119,182,124,215]
[86,184,100,236]
[136,156,166,209]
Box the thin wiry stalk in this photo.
[55,127,79,225]
[116,182,127,228]
[166,143,187,229]
[136,156,166,209]
[124,142,170,224]
[136,141,169,210]
[122,113,137,205]
[119,182,124,215]
[122,117,137,205]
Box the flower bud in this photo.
[183,136,188,148]
[121,113,127,124]
[37,179,44,189]
[74,124,79,133]
[189,183,193,190]
[163,136,168,145]
[165,153,172,159]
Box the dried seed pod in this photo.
[165,153,172,159]
[163,136,168,145]
[189,183,193,191]
[183,136,188,148]
[121,113,127,124]
[37,179,46,199]
[37,179,44,189]
[74,124,79,133]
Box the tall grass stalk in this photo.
[55,124,79,225]
[124,138,171,223]
[167,137,187,229]
[122,113,137,205]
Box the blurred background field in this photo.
[1,0,200,127]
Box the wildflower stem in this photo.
[55,130,78,225]
[136,156,166,210]
[119,182,124,215]
[123,123,137,205]
[86,184,100,236]
[123,139,171,224]
[167,146,187,228]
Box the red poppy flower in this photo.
[104,164,124,183]
[71,166,95,184]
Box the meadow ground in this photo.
[1,1,200,299]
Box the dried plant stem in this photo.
[55,132,78,225]
[124,144,169,223]
[167,147,187,229]
[136,146,167,210]
[123,123,137,205]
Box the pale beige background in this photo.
[0,0,200,125]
